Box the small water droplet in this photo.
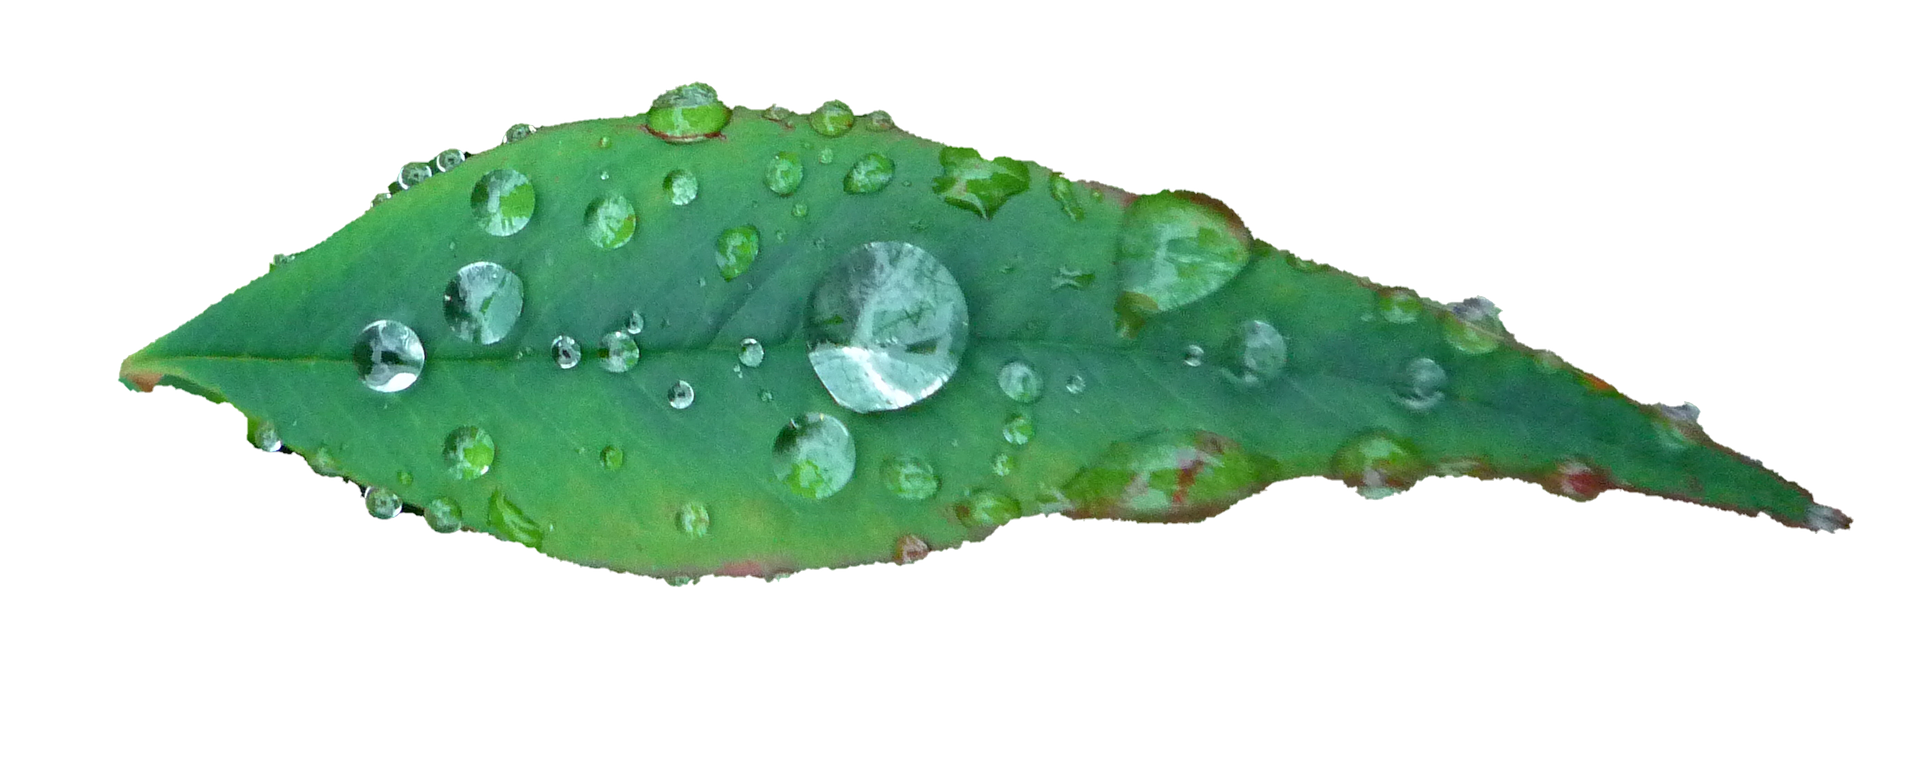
[1002,413,1034,446]
[268,252,296,271]
[665,576,698,587]
[715,225,760,281]
[1394,357,1448,411]
[955,489,1020,527]
[646,83,729,142]
[1115,191,1251,337]
[364,486,401,520]
[444,426,496,480]
[600,445,625,470]
[843,153,895,194]
[1443,297,1509,355]
[1182,344,1206,367]
[762,105,793,122]
[791,202,809,218]
[664,169,699,206]
[805,241,970,413]
[764,151,804,196]
[1050,267,1094,290]
[997,360,1043,403]
[1059,431,1268,522]
[893,534,930,564]
[809,100,854,137]
[435,149,465,172]
[881,456,940,500]
[1377,288,1422,324]
[676,502,712,538]
[398,161,435,189]
[246,417,281,452]
[369,191,391,208]
[625,310,646,335]
[667,380,696,410]
[1064,374,1087,395]
[817,147,835,165]
[772,413,856,499]
[738,338,766,367]
[424,498,462,533]
[990,452,1014,476]
[397,470,413,486]
[550,335,581,369]
[864,110,895,131]
[1048,174,1086,221]
[502,123,533,143]
[470,168,536,236]
[1224,320,1287,383]
[352,320,425,392]
[597,330,640,372]
[584,193,637,249]
[306,446,343,476]
[1332,431,1426,499]
[933,147,1030,218]
[443,262,525,345]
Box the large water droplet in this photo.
[364,486,401,520]
[804,241,970,413]
[352,319,425,392]
[667,380,696,410]
[1331,431,1426,499]
[1002,413,1034,446]
[764,151,804,196]
[997,360,1043,403]
[444,426,496,480]
[882,456,940,500]
[398,161,434,189]
[489,491,543,548]
[470,169,535,236]
[1224,320,1286,383]
[424,498,462,533]
[844,153,895,194]
[584,194,637,249]
[597,330,639,372]
[809,100,854,137]
[738,338,766,368]
[676,502,711,538]
[716,225,760,281]
[1394,357,1448,411]
[1060,431,1273,522]
[247,417,281,452]
[552,335,581,369]
[443,262,525,345]
[1442,297,1508,355]
[864,110,895,131]
[933,147,1030,218]
[502,123,533,143]
[664,169,699,206]
[955,489,1020,528]
[646,83,729,142]
[435,149,465,172]
[772,413,856,499]
[1115,191,1252,337]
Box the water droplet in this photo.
[306,446,343,476]
[773,413,856,499]
[599,445,624,470]
[762,105,793,122]
[1116,191,1252,337]
[584,194,637,249]
[933,147,1030,218]
[1051,267,1094,290]
[489,491,543,548]
[764,151,804,196]
[1182,344,1206,367]
[816,147,835,165]
[843,153,895,194]
[1442,297,1508,355]
[1002,413,1034,446]
[351,320,425,392]
[435,148,465,172]
[369,192,391,208]
[470,168,535,236]
[1377,288,1422,324]
[665,576,698,587]
[894,534,930,564]
[667,380,696,410]
[398,161,435,189]
[738,338,766,368]
[791,202,809,218]
[549,335,581,369]
[1533,349,1566,372]
[663,169,699,206]
[1547,459,1609,502]
[364,486,401,520]
[997,360,1043,403]
[424,498,462,533]
[1331,431,1426,499]
[882,456,940,500]
[625,310,646,335]
[1048,174,1085,221]
[864,110,895,131]
[443,262,525,345]
[715,225,760,281]
[1064,374,1087,395]
[444,426,496,480]
[597,330,639,372]
[502,123,533,143]
[646,83,729,142]
[804,241,970,413]
[808,100,854,137]
[1224,320,1286,383]
[397,470,414,486]
[246,417,281,452]
[268,253,296,271]
[676,502,712,538]
[1394,357,1448,411]
[990,452,1014,476]
[1060,431,1272,522]
[955,489,1020,528]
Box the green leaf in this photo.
[119,84,1848,582]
